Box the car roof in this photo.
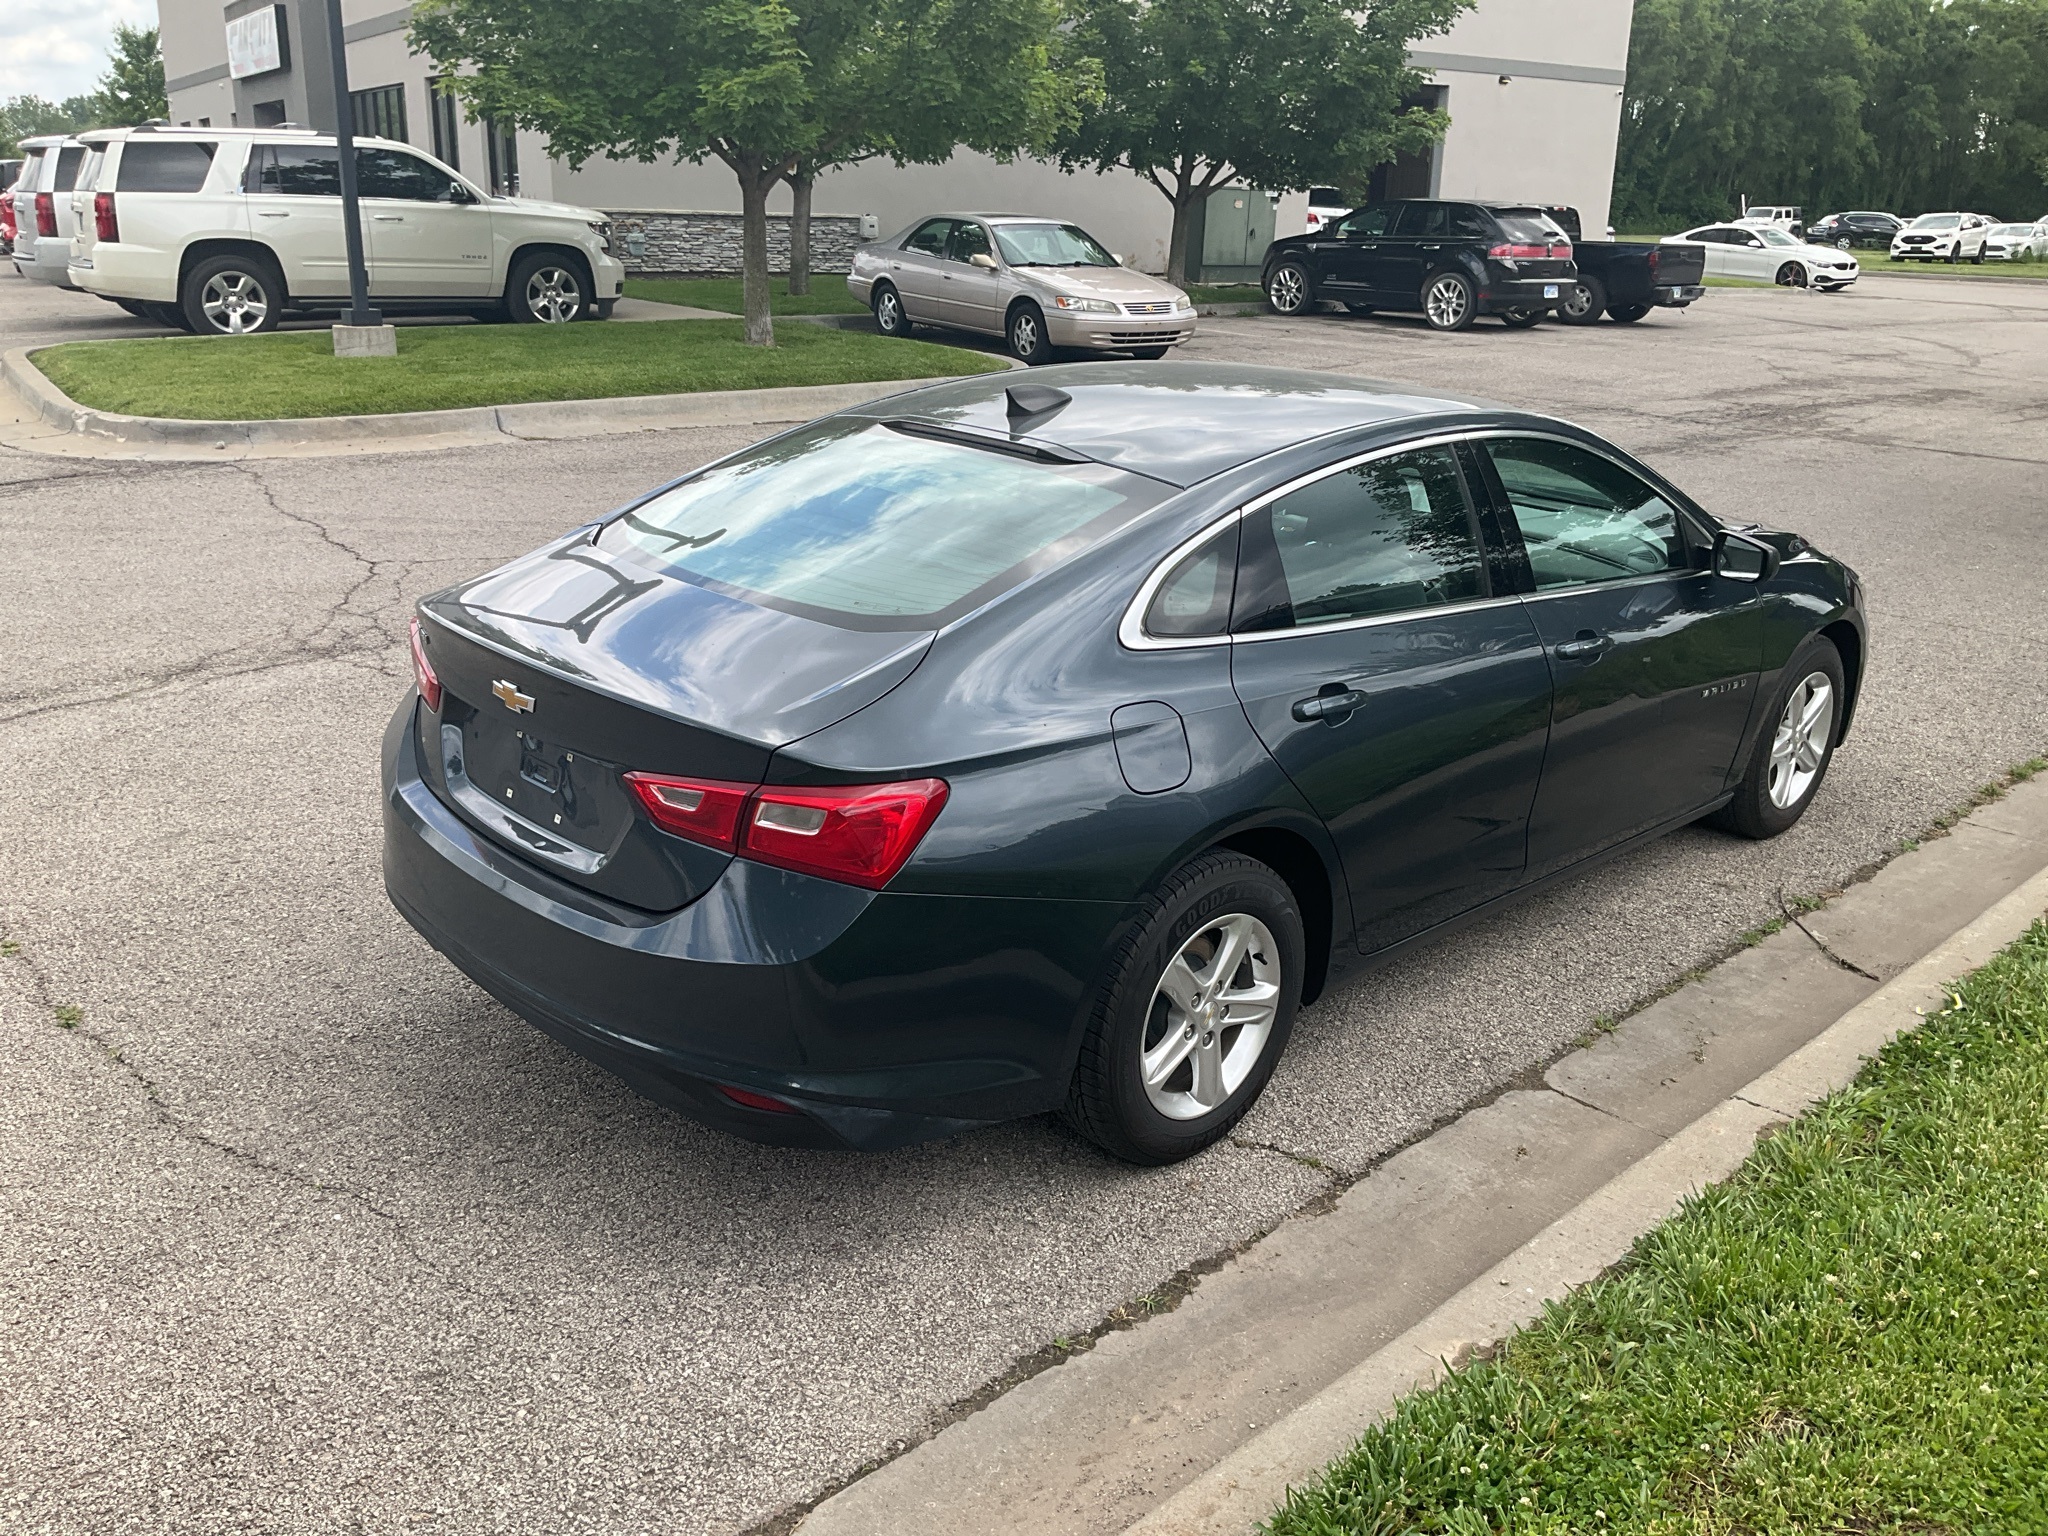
[850,362,1508,489]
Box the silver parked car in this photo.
[847,213,1197,364]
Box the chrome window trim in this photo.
[1119,431,1493,652]
[1464,426,1717,576]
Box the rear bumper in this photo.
[1478,274,1570,312]
[381,697,1120,1149]
[25,239,78,287]
[74,241,179,302]
[1653,284,1705,306]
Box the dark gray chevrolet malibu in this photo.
[383,362,1866,1163]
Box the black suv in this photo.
[1807,211,1903,249]
[1261,200,1577,332]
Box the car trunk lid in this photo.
[415,537,932,911]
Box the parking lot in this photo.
[3,270,2046,1534]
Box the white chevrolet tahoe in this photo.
[68,125,625,334]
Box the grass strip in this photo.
[1269,920,2048,1536]
[622,273,867,314]
[31,319,1002,421]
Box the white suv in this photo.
[68,125,625,334]
[12,135,89,287]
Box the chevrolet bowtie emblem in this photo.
[492,679,536,713]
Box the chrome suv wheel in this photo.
[181,253,284,336]
[1421,271,1476,331]
[1265,262,1311,315]
[1141,913,1282,1121]
[508,252,588,323]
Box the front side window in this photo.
[1760,228,1798,246]
[1233,446,1485,633]
[1335,205,1395,239]
[116,141,217,193]
[356,147,457,201]
[990,222,1116,267]
[596,421,1164,628]
[902,219,952,256]
[247,145,340,196]
[1484,438,1692,590]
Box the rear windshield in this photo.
[597,420,1164,628]
[117,141,218,193]
[1492,209,1569,243]
[53,146,86,190]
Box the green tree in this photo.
[90,24,169,126]
[1057,0,1469,285]
[411,0,1073,339]
[1,97,91,160]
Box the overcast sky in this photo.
[5,0,161,107]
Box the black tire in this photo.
[1127,345,1170,360]
[1499,306,1545,328]
[1343,301,1375,316]
[1606,303,1651,323]
[1971,243,1984,265]
[1710,637,1846,840]
[1007,302,1054,364]
[1064,851,1304,1164]
[1556,274,1608,325]
[114,297,153,318]
[1948,246,1960,264]
[1265,261,1314,316]
[590,299,616,320]
[180,252,284,335]
[1420,269,1477,331]
[1775,262,1806,287]
[871,281,911,337]
[506,250,589,323]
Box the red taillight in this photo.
[717,1084,798,1114]
[94,192,117,243]
[626,771,949,889]
[34,192,56,238]
[742,779,949,890]
[407,616,442,711]
[1646,245,1661,277]
[623,772,755,852]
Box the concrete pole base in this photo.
[332,324,398,358]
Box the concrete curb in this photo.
[0,343,1018,458]
[1121,861,2048,1536]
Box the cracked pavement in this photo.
[3,270,2047,1534]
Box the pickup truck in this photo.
[1538,206,1706,324]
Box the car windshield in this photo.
[992,222,1118,267]
[1992,224,2033,236]
[596,419,1161,628]
[1911,214,1961,230]
[1760,228,1799,246]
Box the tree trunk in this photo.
[735,159,775,347]
[1166,189,1202,287]
[787,168,814,297]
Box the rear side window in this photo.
[903,219,952,255]
[1483,438,1691,589]
[53,147,86,190]
[76,148,105,193]
[1233,447,1485,632]
[13,152,43,191]
[247,145,341,196]
[1394,203,1446,237]
[596,420,1166,629]
[1446,205,1491,238]
[1492,209,1568,244]
[117,141,218,193]
[1144,523,1239,639]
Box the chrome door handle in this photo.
[1555,633,1613,660]
[258,211,289,218]
[373,214,403,222]
[1291,689,1368,723]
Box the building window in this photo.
[350,83,408,143]
[428,77,461,170]
[485,117,518,196]
[252,99,287,127]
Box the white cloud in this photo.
[2,0,160,107]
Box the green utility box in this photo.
[1187,187,1277,284]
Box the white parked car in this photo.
[10,135,89,288]
[1665,223,1859,289]
[1304,185,1351,235]
[1889,212,1992,263]
[1736,205,1804,237]
[67,124,625,334]
[1983,221,2048,261]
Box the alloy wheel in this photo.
[525,266,583,323]
[1011,311,1039,355]
[1267,265,1307,314]
[201,271,270,335]
[1424,274,1470,328]
[1767,671,1835,809]
[1559,282,1595,320]
[1775,263,1806,287]
[1140,913,1281,1120]
[875,289,901,332]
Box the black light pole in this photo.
[324,0,380,328]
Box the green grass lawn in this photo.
[622,273,867,314]
[1270,919,2048,1536]
[1857,252,2046,277]
[32,318,1003,421]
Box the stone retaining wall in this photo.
[602,209,869,276]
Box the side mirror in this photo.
[1713,530,1780,582]
[969,252,997,270]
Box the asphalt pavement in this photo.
[2,269,2045,1535]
